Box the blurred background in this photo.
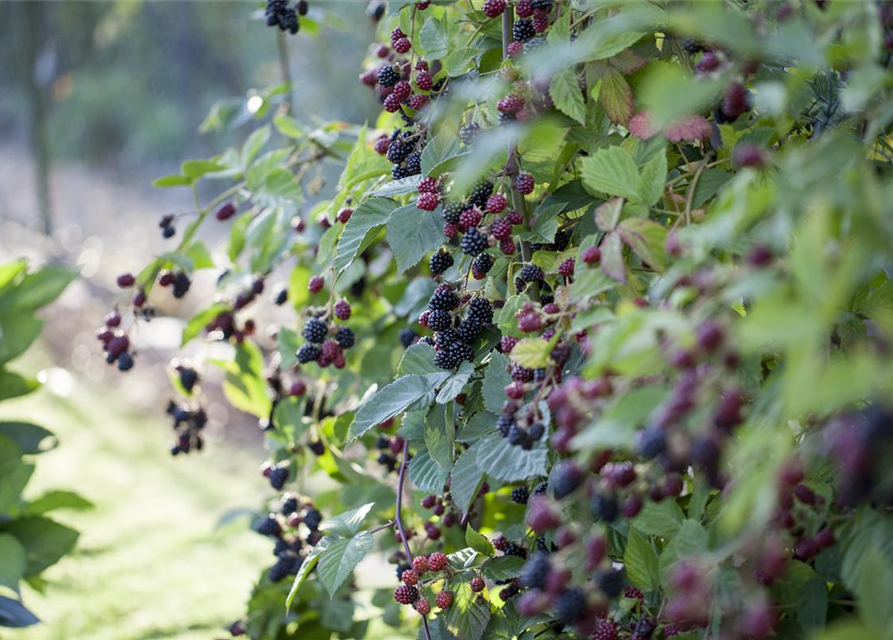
[0,2,379,638]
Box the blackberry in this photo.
[394,584,420,604]
[504,542,527,558]
[436,329,460,349]
[304,508,322,530]
[297,344,320,364]
[533,481,548,495]
[270,466,289,490]
[387,139,411,164]
[268,557,292,582]
[456,320,483,343]
[281,496,299,515]
[511,364,534,382]
[309,439,325,456]
[633,619,655,638]
[434,341,473,369]
[429,287,459,311]
[459,122,481,145]
[257,514,282,537]
[162,225,176,239]
[279,8,298,34]
[471,576,486,592]
[531,0,552,10]
[498,415,515,437]
[519,264,545,283]
[427,309,452,332]
[392,164,411,180]
[529,422,545,441]
[405,152,422,176]
[378,453,396,469]
[399,328,418,348]
[172,272,191,298]
[468,297,494,324]
[297,0,308,15]
[472,253,494,278]
[508,424,531,448]
[637,425,666,459]
[461,227,489,256]
[378,65,400,87]
[525,36,547,53]
[529,243,543,254]
[429,250,454,275]
[468,180,494,208]
[335,326,355,349]
[274,288,288,305]
[596,568,624,598]
[442,203,464,224]
[591,493,619,522]
[681,38,703,53]
[554,587,586,625]
[512,19,536,42]
[178,367,199,392]
[117,353,134,371]
[519,552,550,589]
[552,229,571,251]
[551,461,582,499]
[511,486,530,504]
[303,317,328,344]
[266,0,286,25]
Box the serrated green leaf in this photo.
[550,69,586,125]
[442,574,491,640]
[450,445,484,515]
[349,375,436,440]
[319,503,375,538]
[437,361,474,404]
[632,499,684,538]
[580,147,642,202]
[386,205,445,274]
[425,404,454,471]
[399,343,441,377]
[638,147,667,207]
[316,532,373,598]
[508,339,552,369]
[600,232,626,283]
[466,526,496,557]
[334,197,397,276]
[409,449,450,493]
[0,534,25,592]
[617,217,667,271]
[370,176,422,197]
[475,435,548,482]
[481,555,525,581]
[482,353,512,414]
[624,528,659,591]
[286,541,327,611]
[599,69,633,126]
[152,174,193,188]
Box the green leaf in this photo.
[273,115,304,138]
[475,434,548,482]
[550,69,586,125]
[0,517,78,576]
[623,528,659,591]
[797,578,828,632]
[319,503,375,538]
[0,595,39,628]
[409,450,450,493]
[241,125,271,168]
[370,176,422,197]
[437,361,474,404]
[466,526,496,557]
[215,342,271,419]
[181,303,229,346]
[386,205,444,274]
[638,147,667,206]
[349,375,438,440]
[181,159,226,179]
[599,232,626,283]
[0,534,25,592]
[316,532,373,598]
[854,541,893,632]
[617,218,667,271]
[184,240,214,270]
[421,134,466,178]
[334,198,398,275]
[631,500,684,538]
[482,353,512,414]
[599,69,633,126]
[425,404,454,471]
[24,491,93,516]
[152,174,192,188]
[580,147,641,202]
[519,203,565,244]
[450,445,484,515]
[481,555,525,581]
[286,542,326,611]
[0,423,54,454]
[508,339,552,369]
[594,198,623,232]
[399,343,441,377]
[418,17,450,58]
[442,574,491,640]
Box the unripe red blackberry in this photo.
[409,95,428,110]
[117,273,136,288]
[337,208,353,224]
[582,246,601,265]
[471,576,486,592]
[392,80,411,101]
[721,82,749,119]
[413,599,431,616]
[374,135,390,155]
[516,0,534,16]
[412,555,429,574]
[432,502,445,516]
[486,193,507,213]
[132,289,147,308]
[425,522,442,539]
[383,93,402,113]
[394,37,412,54]
[215,202,237,221]
[308,275,325,293]
[558,258,575,276]
[416,71,433,91]
[483,0,506,17]
[490,217,512,240]
[499,238,517,254]
[733,143,766,168]
[417,192,440,211]
[427,552,448,571]
[498,95,525,114]
[334,299,352,320]
[514,172,534,194]
[394,584,419,604]
[418,176,437,193]
[390,27,405,43]
[401,569,419,585]
[532,10,549,32]
[500,335,519,353]
[507,41,524,57]
[435,590,453,609]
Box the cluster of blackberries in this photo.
[391,552,452,615]
[374,433,406,472]
[166,400,208,455]
[174,363,199,393]
[156,269,191,299]
[827,405,893,506]
[383,129,424,180]
[97,311,135,371]
[159,214,176,239]
[529,228,571,254]
[421,291,493,370]
[255,495,323,582]
[265,0,308,34]
[296,313,355,368]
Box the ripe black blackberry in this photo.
[510,486,530,504]
[554,587,586,625]
[280,8,299,34]
[296,0,308,15]
[427,309,452,332]
[497,415,515,437]
[429,250,454,275]
[524,36,547,53]
[257,514,282,537]
[508,424,531,448]
[633,619,655,638]
[378,65,400,87]
[681,38,703,53]
[399,328,417,348]
[303,317,328,344]
[519,264,545,283]
[467,297,494,325]
[458,123,480,147]
[504,542,527,558]
[591,493,619,523]
[552,228,571,251]
[268,557,292,582]
[309,439,325,456]
[429,287,459,311]
[178,367,198,392]
[172,272,191,298]
[281,495,299,515]
[297,344,320,364]
[386,138,411,164]
[304,508,322,530]
[274,288,288,305]
[551,461,582,499]
[531,0,552,9]
[472,253,494,277]
[519,552,550,589]
[468,180,494,208]
[638,425,666,459]
[270,466,289,490]
[266,0,287,25]
[442,203,464,224]
[404,151,422,176]
[377,452,397,470]
[456,319,483,343]
[533,481,548,495]
[434,340,473,369]
[336,326,355,349]
[512,19,536,42]
[596,568,624,598]
[436,328,460,349]
[529,422,545,441]
[117,353,134,371]
[392,164,411,180]
[461,227,488,256]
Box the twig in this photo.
[396,441,433,640]
[683,153,711,226]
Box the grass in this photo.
[1,351,270,640]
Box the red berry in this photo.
[432,503,445,516]
[471,577,486,592]
[733,143,766,168]
[374,135,390,155]
[499,239,517,255]
[413,555,429,574]
[289,381,306,396]
[516,0,534,17]
[498,95,525,114]
[392,80,412,101]
[334,299,352,320]
[409,95,429,110]
[506,211,523,225]
[421,495,437,509]
[416,71,433,91]
[338,208,353,224]
[384,93,402,113]
[413,599,431,616]
[582,246,601,265]
[486,193,507,213]
[501,335,519,353]
[132,289,147,307]
[507,41,524,57]
[394,584,419,605]
[815,528,835,549]
[532,10,549,32]
[490,217,512,240]
[435,590,453,609]
[394,37,412,54]
[592,618,618,640]
[483,0,506,18]
[459,208,482,228]
[402,569,419,585]
[390,28,405,43]
[308,275,325,293]
[515,173,534,194]
[558,258,575,276]
[116,273,136,288]
[418,177,438,193]
[416,0,430,8]
[215,202,237,221]
[417,192,440,211]
[158,271,174,287]
[427,552,448,571]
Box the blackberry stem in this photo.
[276,31,295,115]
